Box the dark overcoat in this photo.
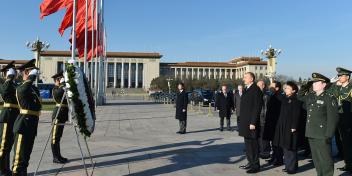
[175,90,188,121]
[262,92,282,140]
[273,94,302,150]
[238,84,263,139]
[216,92,234,118]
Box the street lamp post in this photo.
[166,77,173,94]
[261,44,281,83]
[26,37,50,86]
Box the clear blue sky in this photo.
[0,0,351,79]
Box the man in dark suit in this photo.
[234,85,243,131]
[216,85,234,131]
[238,72,263,174]
[175,83,188,134]
[257,80,271,159]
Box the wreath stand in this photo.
[34,88,95,176]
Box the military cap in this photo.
[16,59,38,71]
[51,71,64,79]
[0,61,16,72]
[336,67,352,76]
[312,72,330,83]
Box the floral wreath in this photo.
[64,62,96,137]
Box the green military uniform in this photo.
[12,59,42,176]
[328,67,352,172]
[0,61,19,176]
[51,71,69,163]
[299,73,339,176]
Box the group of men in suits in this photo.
[174,67,352,176]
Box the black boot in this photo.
[57,143,69,163]
[52,143,66,164]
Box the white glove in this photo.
[6,68,16,77]
[60,77,65,83]
[29,69,39,76]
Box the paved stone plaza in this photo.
[26,98,348,176]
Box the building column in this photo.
[174,67,177,79]
[113,62,117,88]
[128,62,131,88]
[121,62,124,88]
[135,63,138,88]
[208,68,211,79]
[191,68,194,79]
[105,62,108,87]
[180,67,183,80]
[141,63,145,89]
[213,68,216,79]
[197,68,200,79]
[230,69,234,79]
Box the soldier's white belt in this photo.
[3,103,19,109]
[20,109,41,117]
[56,103,68,107]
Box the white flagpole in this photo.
[100,0,105,104]
[90,0,95,89]
[71,0,77,63]
[83,0,88,74]
[94,0,99,106]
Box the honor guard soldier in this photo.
[12,59,42,176]
[0,61,19,176]
[299,73,339,176]
[329,67,352,173]
[51,71,69,164]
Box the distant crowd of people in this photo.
[174,67,352,176]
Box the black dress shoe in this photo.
[176,131,181,134]
[53,157,67,164]
[239,163,251,169]
[287,170,296,174]
[179,131,186,134]
[59,156,69,163]
[219,128,224,132]
[282,168,287,172]
[246,168,260,174]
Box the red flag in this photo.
[58,0,73,35]
[59,0,89,36]
[40,0,66,19]
[67,0,99,61]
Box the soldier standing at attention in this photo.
[299,73,339,176]
[51,71,69,164]
[0,61,19,176]
[329,67,352,173]
[12,59,42,176]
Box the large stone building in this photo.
[40,51,162,90]
[1,52,269,90]
[160,57,267,80]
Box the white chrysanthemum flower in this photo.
[67,91,74,98]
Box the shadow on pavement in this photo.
[30,138,246,175]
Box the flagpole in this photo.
[71,0,77,63]
[90,0,95,90]
[94,0,99,106]
[83,0,88,75]
[96,0,104,105]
